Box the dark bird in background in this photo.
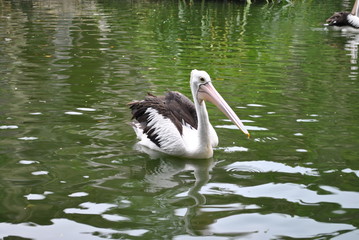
[326,0,359,30]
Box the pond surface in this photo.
[1,0,359,239]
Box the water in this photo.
[1,0,359,239]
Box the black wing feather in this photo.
[128,91,198,147]
[164,91,198,130]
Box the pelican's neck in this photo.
[194,98,213,151]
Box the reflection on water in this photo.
[1,0,359,239]
[0,218,147,239]
[145,157,215,235]
[343,32,359,79]
[225,160,319,176]
[207,213,354,239]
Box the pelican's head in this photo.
[190,69,250,137]
[325,12,349,26]
[190,69,212,99]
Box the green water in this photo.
[1,0,359,239]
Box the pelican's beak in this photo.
[352,0,359,16]
[198,82,250,137]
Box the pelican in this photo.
[128,70,249,159]
[326,0,359,30]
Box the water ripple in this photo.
[64,202,116,215]
[216,146,249,152]
[225,160,318,176]
[0,219,148,239]
[68,192,89,198]
[0,125,18,129]
[208,213,355,239]
[202,182,359,209]
[342,168,359,177]
[215,124,268,131]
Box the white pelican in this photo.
[326,0,359,30]
[128,70,249,159]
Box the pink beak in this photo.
[197,82,250,137]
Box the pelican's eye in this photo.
[199,77,206,83]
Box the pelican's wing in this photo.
[129,94,167,147]
[128,91,197,148]
[164,91,198,131]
